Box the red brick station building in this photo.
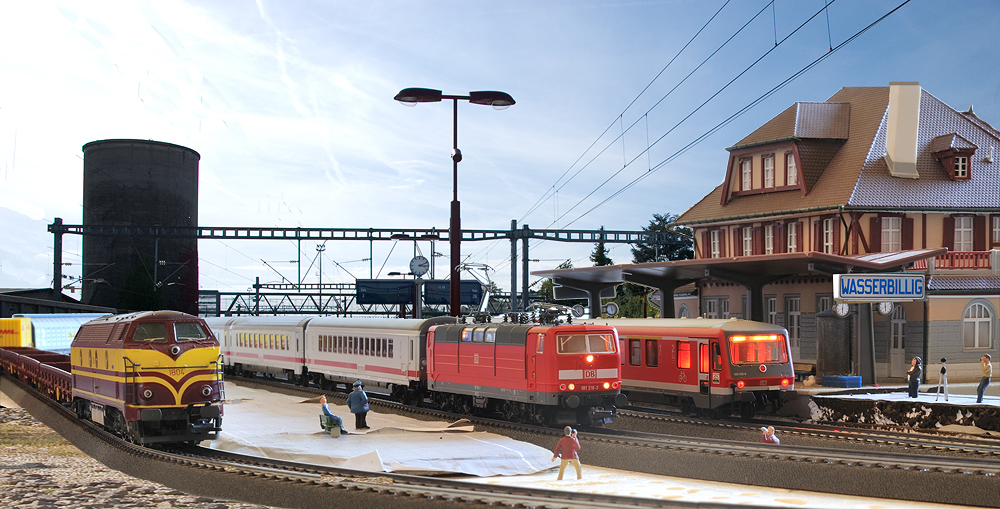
[535,83,999,384]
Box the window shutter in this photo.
[834,219,841,255]
[869,217,882,253]
[795,221,804,252]
[733,229,741,256]
[720,229,727,257]
[974,215,987,251]
[701,231,709,258]
[943,216,955,250]
[813,220,821,252]
[775,223,785,253]
[902,217,914,250]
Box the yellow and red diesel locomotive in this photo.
[69,311,225,444]
[2,311,224,445]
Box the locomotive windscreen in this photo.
[557,334,616,354]
[728,334,789,364]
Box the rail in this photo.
[909,250,995,271]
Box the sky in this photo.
[1,0,998,300]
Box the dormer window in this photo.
[930,133,977,181]
[785,152,798,186]
[763,155,775,188]
[740,158,752,190]
[954,156,968,178]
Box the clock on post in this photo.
[409,255,429,277]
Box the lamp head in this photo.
[394,88,443,105]
[468,91,515,109]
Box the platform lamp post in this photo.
[394,88,515,316]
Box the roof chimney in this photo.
[883,82,921,179]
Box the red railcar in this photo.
[427,322,626,426]
[586,318,796,419]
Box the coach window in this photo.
[676,341,691,369]
[473,329,484,342]
[461,329,472,342]
[712,343,723,371]
[629,339,641,366]
[645,340,658,367]
[699,343,709,373]
[485,330,496,343]
[134,323,167,342]
[388,339,394,358]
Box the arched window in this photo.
[678,304,690,318]
[963,301,994,349]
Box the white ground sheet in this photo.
[211,382,552,476]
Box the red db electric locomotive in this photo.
[427,320,626,426]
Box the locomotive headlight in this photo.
[612,381,620,389]
[568,383,575,391]
[585,354,594,363]
[201,385,213,397]
[736,380,745,389]
[142,389,153,399]
[559,384,567,391]
[603,382,610,390]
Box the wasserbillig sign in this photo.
[834,273,925,302]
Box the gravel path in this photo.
[0,407,281,509]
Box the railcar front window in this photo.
[728,335,789,364]
[174,322,207,342]
[557,334,617,354]
[134,323,167,342]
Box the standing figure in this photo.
[761,426,780,444]
[977,354,992,404]
[551,426,582,480]
[346,381,370,430]
[319,395,345,435]
[907,356,922,398]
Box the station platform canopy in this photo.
[531,249,946,322]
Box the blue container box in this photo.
[821,375,861,388]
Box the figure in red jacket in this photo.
[761,425,780,444]
[551,426,582,480]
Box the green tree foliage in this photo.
[630,213,694,263]
[605,213,695,318]
[539,259,579,304]
[590,227,613,266]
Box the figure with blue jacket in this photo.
[346,380,370,429]
[319,395,345,434]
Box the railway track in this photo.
[617,404,1000,457]
[6,372,1000,508]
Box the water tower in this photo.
[81,139,200,314]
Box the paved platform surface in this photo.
[213,382,976,508]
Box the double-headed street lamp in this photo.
[394,88,515,317]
